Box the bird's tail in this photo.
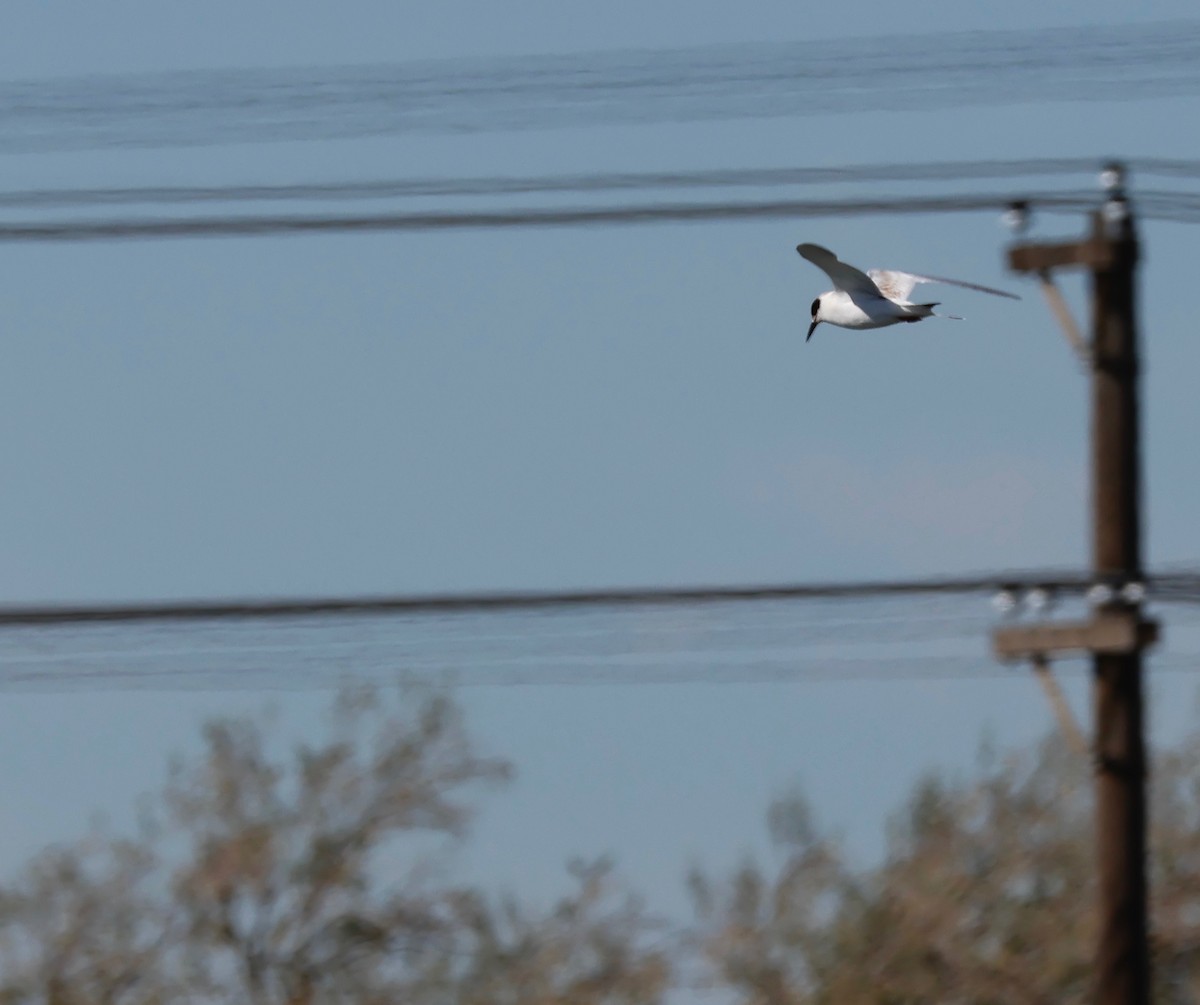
[908,302,964,321]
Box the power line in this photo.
[3,21,1200,152]
[1129,158,1200,179]
[8,188,1200,243]
[2,567,1197,627]
[1,625,1198,691]
[0,159,1125,210]
[0,578,1196,691]
[3,157,1200,239]
[0,191,1113,243]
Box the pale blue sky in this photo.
[1,0,1200,938]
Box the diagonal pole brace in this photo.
[1037,269,1091,370]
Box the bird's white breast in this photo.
[820,291,904,330]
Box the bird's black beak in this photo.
[806,320,819,342]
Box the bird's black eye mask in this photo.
[810,298,820,317]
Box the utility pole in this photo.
[1089,203,1150,1005]
[992,174,1154,1005]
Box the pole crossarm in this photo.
[1008,235,1117,273]
[992,611,1159,661]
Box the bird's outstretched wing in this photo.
[796,244,882,297]
[868,269,1021,303]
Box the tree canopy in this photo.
[0,688,670,1005]
[4,687,1200,1004]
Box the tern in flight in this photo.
[797,243,1020,342]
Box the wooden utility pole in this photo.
[993,187,1153,1005]
[1089,206,1149,1005]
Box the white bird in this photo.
[796,243,1020,342]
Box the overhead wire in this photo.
[13,189,1200,242]
[3,20,1200,152]
[0,573,1196,691]
[2,566,1198,626]
[0,191,1125,243]
[1,566,1196,691]
[0,159,1125,210]
[1,154,1200,238]
[0,623,1196,691]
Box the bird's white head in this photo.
[806,295,824,342]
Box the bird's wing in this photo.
[868,268,1021,303]
[796,243,882,296]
